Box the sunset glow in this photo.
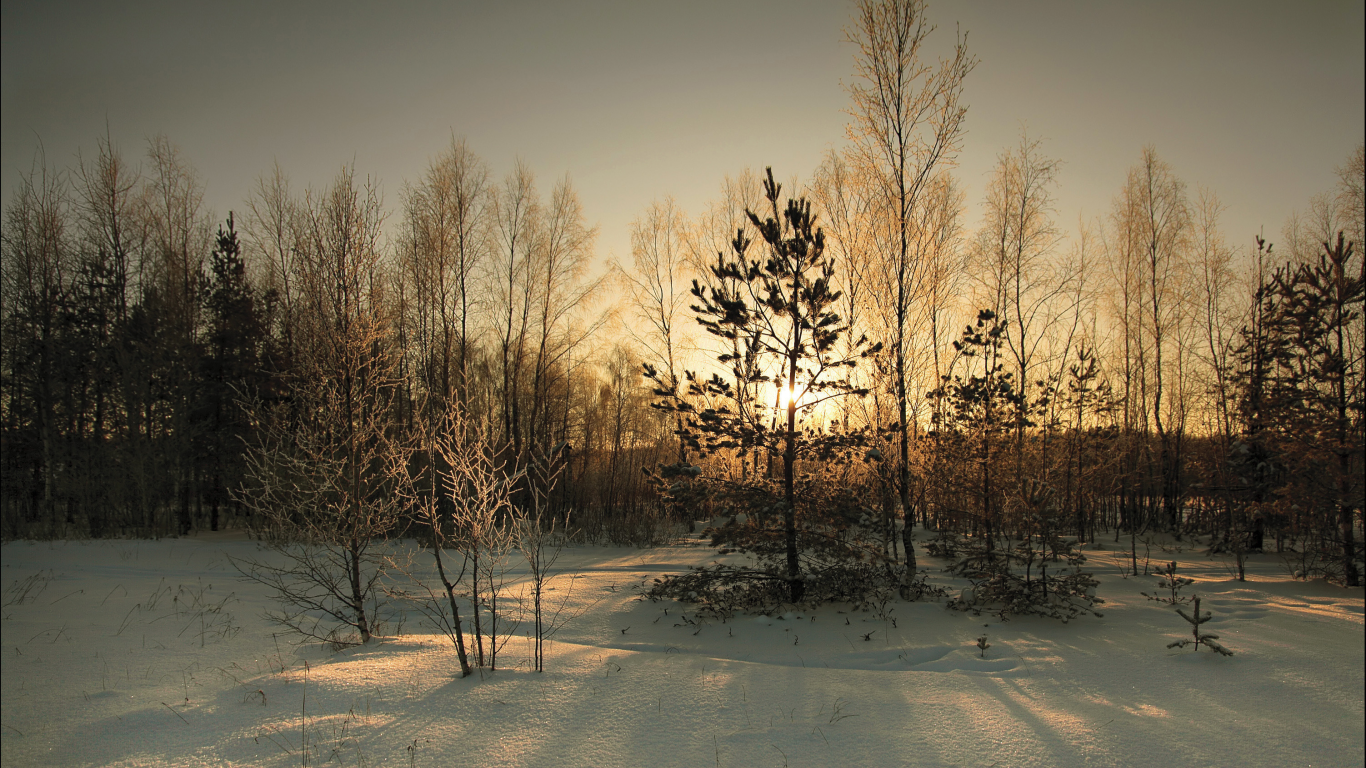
[0,2,1361,767]
[777,382,810,411]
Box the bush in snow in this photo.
[645,559,943,623]
[945,504,1103,623]
[644,453,944,621]
[1166,595,1234,656]
[948,564,1102,623]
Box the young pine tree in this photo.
[1166,595,1234,656]
[649,167,879,604]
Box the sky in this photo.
[3,0,1363,270]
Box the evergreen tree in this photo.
[650,168,879,603]
[932,309,1021,559]
[1166,595,1234,656]
[1233,233,1363,585]
[199,214,266,531]
[1277,234,1363,586]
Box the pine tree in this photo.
[1278,234,1363,587]
[649,168,879,604]
[199,214,265,531]
[932,309,1022,562]
[1142,561,1193,605]
[1166,595,1234,656]
[1232,233,1363,585]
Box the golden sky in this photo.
[3,0,1362,264]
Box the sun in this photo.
[777,382,811,410]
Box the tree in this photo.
[685,170,768,484]
[845,0,974,568]
[1277,234,1363,586]
[973,133,1067,487]
[391,404,516,676]
[1282,145,1362,270]
[516,448,571,673]
[1337,145,1364,250]
[1109,147,1192,532]
[1228,236,1287,568]
[491,162,540,472]
[399,137,491,421]
[525,175,600,499]
[235,372,401,646]
[1166,595,1234,656]
[243,162,304,370]
[656,168,878,603]
[932,309,1021,557]
[140,135,212,535]
[598,344,659,530]
[488,164,600,511]
[235,165,401,646]
[72,132,146,532]
[199,214,266,531]
[0,155,71,533]
[617,197,694,463]
[1061,342,1117,544]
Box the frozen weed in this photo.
[3,570,53,606]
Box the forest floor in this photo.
[1,529,1362,767]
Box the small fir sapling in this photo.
[1142,561,1194,605]
[976,634,991,658]
[1166,596,1234,656]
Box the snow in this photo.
[2,533,1362,767]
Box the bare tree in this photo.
[516,448,577,673]
[527,175,601,476]
[491,161,540,467]
[235,375,401,646]
[434,405,520,670]
[243,162,304,359]
[617,197,693,462]
[399,138,491,420]
[1109,146,1192,532]
[389,402,517,676]
[1337,144,1364,250]
[1,153,71,532]
[810,150,874,425]
[972,133,1067,486]
[75,131,140,326]
[139,135,211,534]
[141,135,209,345]
[1284,145,1363,271]
[1192,189,1238,444]
[235,165,399,647]
[74,133,150,528]
[845,0,974,565]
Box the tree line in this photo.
[3,0,1361,592]
[0,136,676,544]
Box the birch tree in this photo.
[845,0,974,563]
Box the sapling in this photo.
[389,405,523,676]
[1166,596,1234,656]
[976,634,991,658]
[516,446,578,673]
[1142,561,1193,605]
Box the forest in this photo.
[2,0,1362,603]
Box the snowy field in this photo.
[2,532,1362,768]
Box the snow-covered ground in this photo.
[2,532,1362,767]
